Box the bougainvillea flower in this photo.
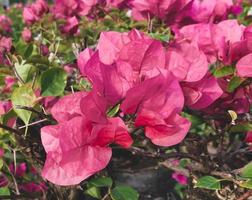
[23,6,40,25]
[121,74,190,146]
[212,20,245,62]
[166,41,208,82]
[22,27,32,43]
[50,92,86,123]
[60,16,79,35]
[236,53,252,77]
[172,172,188,185]
[41,115,132,185]
[245,132,252,144]
[20,182,47,193]
[10,163,27,177]
[204,85,250,115]
[80,52,134,105]
[176,23,217,63]
[0,174,8,187]
[23,0,48,24]
[130,0,192,22]
[41,91,132,185]
[180,0,233,26]
[97,31,131,65]
[0,149,4,158]
[182,74,223,109]
[0,15,12,33]
[51,0,78,19]
[77,48,94,75]
[0,101,12,115]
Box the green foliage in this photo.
[89,177,113,187]
[111,186,139,200]
[40,68,67,96]
[195,176,221,190]
[213,66,235,78]
[11,84,36,125]
[227,76,244,93]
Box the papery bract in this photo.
[182,74,223,109]
[172,172,188,185]
[236,53,252,77]
[22,27,32,43]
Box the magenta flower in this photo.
[21,27,32,43]
[41,92,133,185]
[20,182,47,193]
[0,174,8,187]
[121,74,191,147]
[172,172,188,185]
[245,132,252,144]
[166,40,209,82]
[0,15,12,33]
[10,162,27,177]
[60,16,79,35]
[182,74,223,109]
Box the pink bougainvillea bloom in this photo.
[166,41,209,82]
[41,92,132,185]
[118,38,166,80]
[51,0,78,19]
[40,44,49,56]
[0,174,8,187]
[0,15,12,33]
[182,74,223,109]
[81,52,134,105]
[21,27,32,43]
[60,16,79,35]
[0,101,12,115]
[41,116,132,185]
[121,74,191,147]
[0,37,12,53]
[106,0,129,8]
[236,53,252,77]
[23,6,39,25]
[176,23,217,63]
[245,132,252,144]
[31,0,48,17]
[212,20,245,62]
[204,84,250,115]
[23,0,48,25]
[0,148,4,158]
[50,92,86,123]
[78,0,100,16]
[20,182,47,193]
[97,31,131,65]
[172,172,188,185]
[10,162,27,177]
[4,76,16,92]
[77,48,94,75]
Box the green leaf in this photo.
[213,66,235,78]
[227,76,244,93]
[11,84,36,125]
[41,68,67,97]
[111,186,139,200]
[24,44,34,59]
[240,179,252,189]
[195,176,221,190]
[230,123,252,133]
[241,162,252,178]
[90,177,113,187]
[0,187,10,195]
[107,104,120,117]
[14,61,35,83]
[85,186,101,199]
[0,159,3,170]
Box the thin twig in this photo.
[237,190,252,200]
